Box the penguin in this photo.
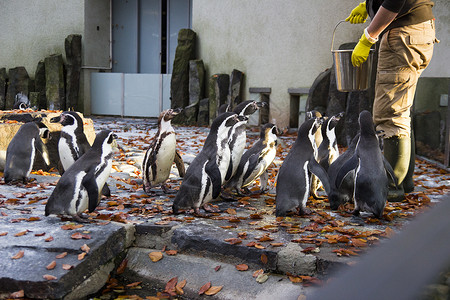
[306,110,325,200]
[225,100,266,182]
[172,112,244,215]
[4,121,50,184]
[142,108,182,194]
[45,130,117,222]
[317,112,345,171]
[275,116,331,217]
[335,110,397,218]
[50,111,91,172]
[224,123,279,196]
[328,133,359,210]
[13,92,30,110]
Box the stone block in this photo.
[229,69,244,109]
[34,60,47,110]
[45,54,65,110]
[414,110,441,149]
[182,101,199,126]
[170,29,196,109]
[0,68,6,110]
[197,98,209,126]
[188,59,205,106]
[276,243,316,276]
[65,34,82,110]
[208,74,230,124]
[6,67,30,109]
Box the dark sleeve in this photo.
[381,0,407,13]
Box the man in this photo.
[347,0,438,201]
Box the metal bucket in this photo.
[331,21,374,92]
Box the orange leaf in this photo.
[0,232,8,236]
[45,236,54,242]
[43,274,57,281]
[176,279,187,295]
[253,269,264,278]
[385,227,395,238]
[81,244,90,253]
[226,208,237,215]
[205,285,223,296]
[71,232,83,240]
[78,252,87,260]
[149,251,163,262]
[56,252,68,259]
[261,254,268,264]
[9,290,24,298]
[126,281,142,288]
[116,259,128,274]
[27,217,41,222]
[14,230,28,237]
[270,242,284,247]
[289,276,303,283]
[236,264,249,271]
[61,224,84,230]
[62,264,73,270]
[46,261,56,270]
[11,250,24,259]
[199,282,211,295]
[224,238,242,245]
[165,250,177,256]
[351,238,367,247]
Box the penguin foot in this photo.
[193,207,212,218]
[312,193,326,200]
[298,207,312,216]
[202,203,221,213]
[161,184,176,194]
[73,214,92,223]
[219,191,238,202]
[351,208,360,216]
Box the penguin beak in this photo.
[238,115,248,122]
[172,107,183,115]
[50,115,61,123]
[256,102,267,108]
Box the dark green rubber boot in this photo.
[402,131,415,193]
[383,136,411,202]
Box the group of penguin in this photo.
[2,102,397,223]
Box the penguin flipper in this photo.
[225,161,233,182]
[82,171,99,213]
[383,157,398,187]
[205,160,221,199]
[308,158,331,195]
[335,155,359,189]
[242,153,259,183]
[35,139,50,166]
[174,150,186,178]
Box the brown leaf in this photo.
[236,264,249,271]
[126,281,142,288]
[71,232,83,240]
[27,217,41,222]
[176,279,187,295]
[56,252,68,259]
[261,254,268,264]
[61,224,84,230]
[385,227,395,238]
[9,290,24,298]
[14,230,29,237]
[116,259,128,274]
[62,264,73,270]
[149,251,163,262]
[0,232,8,236]
[224,238,242,245]
[11,250,24,259]
[34,232,45,237]
[205,285,223,296]
[165,250,177,256]
[253,269,264,278]
[215,265,221,272]
[81,244,90,253]
[270,242,284,247]
[351,238,367,247]
[43,274,57,281]
[258,235,274,242]
[199,282,211,295]
[78,252,87,260]
[46,260,56,270]
[226,208,237,215]
[289,276,303,283]
[45,236,54,242]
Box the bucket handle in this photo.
[331,20,348,52]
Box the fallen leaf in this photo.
[14,230,29,237]
[81,244,90,253]
[126,281,142,288]
[261,254,268,264]
[224,238,242,245]
[61,224,84,230]
[149,251,163,262]
[215,265,221,272]
[226,208,237,215]
[46,261,56,270]
[34,232,45,237]
[289,276,303,283]
[71,232,83,240]
[236,264,249,271]
[351,238,367,247]
[0,232,8,236]
[199,282,211,295]
[27,217,41,222]
[45,236,54,242]
[11,250,24,259]
[43,274,57,281]
[176,279,187,295]
[78,252,87,260]
[253,269,264,278]
[165,250,177,256]
[385,227,395,238]
[117,259,128,274]
[270,242,284,247]
[205,285,223,296]
[62,264,73,270]
[56,252,68,259]
[256,274,269,283]
[9,290,24,298]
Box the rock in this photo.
[0,68,7,110]
[276,243,316,276]
[6,67,31,109]
[65,34,82,111]
[208,74,230,124]
[34,61,47,110]
[170,29,196,109]
[229,69,244,109]
[45,54,65,110]
[183,101,199,125]
[306,68,331,112]
[188,59,205,106]
[29,92,39,109]
[197,98,209,126]
[414,110,441,149]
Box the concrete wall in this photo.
[0,0,84,74]
[192,0,450,128]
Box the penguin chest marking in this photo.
[198,161,212,206]
[301,161,310,207]
[70,171,88,215]
[153,133,176,184]
[231,130,246,170]
[95,153,113,192]
[26,138,36,177]
[59,133,78,170]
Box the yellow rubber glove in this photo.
[345,2,368,24]
[352,31,375,67]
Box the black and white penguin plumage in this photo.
[142,108,182,194]
[275,116,331,217]
[172,112,244,215]
[45,130,117,222]
[307,110,326,199]
[225,100,265,182]
[50,111,91,172]
[317,112,344,171]
[328,133,359,210]
[224,123,278,195]
[335,111,397,218]
[13,92,30,110]
[4,121,50,183]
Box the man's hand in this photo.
[346,2,368,24]
[352,31,375,67]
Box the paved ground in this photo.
[0,116,449,299]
